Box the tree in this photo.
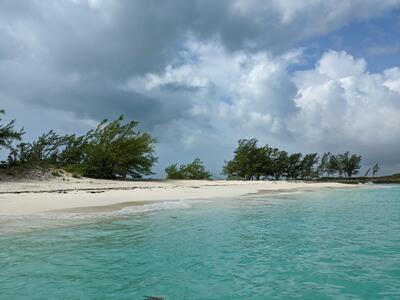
[29,131,67,165]
[3,115,157,179]
[327,154,339,177]
[300,153,319,179]
[81,116,157,179]
[222,138,261,180]
[0,110,23,151]
[339,151,362,178]
[364,167,371,177]
[317,152,331,177]
[272,150,289,180]
[165,163,185,179]
[58,134,88,167]
[287,153,302,180]
[165,158,212,180]
[372,163,380,176]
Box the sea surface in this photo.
[1,186,400,299]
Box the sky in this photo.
[1,0,400,177]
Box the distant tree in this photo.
[339,151,362,178]
[165,163,184,179]
[317,152,331,177]
[287,153,302,180]
[364,167,371,177]
[300,153,319,179]
[165,158,212,180]
[221,139,363,181]
[222,138,261,180]
[272,150,289,180]
[327,154,339,177]
[0,109,23,151]
[372,163,380,176]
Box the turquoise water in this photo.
[1,186,400,299]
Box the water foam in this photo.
[0,199,211,221]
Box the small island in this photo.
[1,109,398,214]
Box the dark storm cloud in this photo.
[1,0,399,123]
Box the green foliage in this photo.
[5,116,157,179]
[287,153,303,180]
[0,109,24,151]
[327,154,340,177]
[300,153,319,179]
[165,158,212,180]
[81,116,157,179]
[223,138,362,180]
[222,138,265,180]
[317,152,330,177]
[339,151,362,178]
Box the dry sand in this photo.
[0,177,356,214]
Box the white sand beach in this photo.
[0,177,355,214]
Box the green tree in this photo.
[0,110,23,151]
[165,158,212,180]
[300,153,319,179]
[58,134,88,167]
[287,153,302,180]
[339,151,362,178]
[222,138,264,180]
[5,116,157,179]
[317,152,331,177]
[327,154,339,177]
[82,116,157,179]
[8,131,68,167]
[165,163,185,179]
[272,150,289,179]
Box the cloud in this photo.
[1,1,400,174]
[292,50,400,164]
[129,39,400,171]
[126,37,299,142]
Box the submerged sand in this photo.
[0,178,356,214]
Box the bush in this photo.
[165,158,212,180]
[5,116,157,180]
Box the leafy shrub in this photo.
[5,116,157,179]
[165,158,212,180]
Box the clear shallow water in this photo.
[1,186,400,299]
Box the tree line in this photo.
[0,110,156,179]
[1,110,372,180]
[222,138,363,180]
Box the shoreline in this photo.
[0,179,357,215]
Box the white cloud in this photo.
[127,38,400,169]
[316,50,366,79]
[384,67,400,93]
[126,38,299,142]
[293,50,400,158]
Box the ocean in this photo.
[1,186,399,299]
